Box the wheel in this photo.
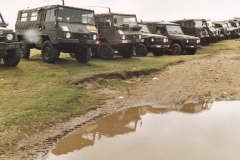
[171,43,182,55]
[98,42,114,60]
[135,44,148,57]
[3,49,21,66]
[41,40,59,63]
[152,49,165,56]
[75,48,91,63]
[186,48,197,55]
[20,40,30,59]
[201,38,207,46]
[119,48,133,58]
[69,53,75,57]
[57,51,60,58]
[91,48,99,58]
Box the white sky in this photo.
[1,0,240,30]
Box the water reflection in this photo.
[46,101,240,160]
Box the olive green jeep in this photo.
[144,21,201,55]
[93,12,143,59]
[0,12,20,66]
[135,22,169,57]
[15,5,99,63]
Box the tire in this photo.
[3,49,21,66]
[186,48,197,55]
[119,48,133,58]
[20,40,30,59]
[75,48,91,63]
[152,49,165,56]
[171,43,182,55]
[135,44,148,57]
[41,40,59,63]
[201,38,207,46]
[98,43,114,60]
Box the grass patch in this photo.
[0,39,239,153]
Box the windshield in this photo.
[222,24,228,28]
[114,15,137,27]
[166,25,183,34]
[194,20,203,27]
[139,24,150,33]
[58,7,95,25]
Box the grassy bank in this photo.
[0,39,239,153]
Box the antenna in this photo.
[90,6,111,13]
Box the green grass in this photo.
[0,39,240,153]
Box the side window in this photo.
[45,9,56,22]
[21,12,28,21]
[98,16,112,27]
[31,11,38,21]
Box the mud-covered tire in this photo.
[171,43,182,55]
[75,48,91,63]
[3,49,21,66]
[98,43,114,60]
[119,48,133,58]
[41,40,58,63]
[186,48,197,55]
[135,44,148,57]
[152,49,165,56]
[20,40,30,59]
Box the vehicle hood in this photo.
[0,28,13,32]
[168,33,199,40]
[141,32,167,39]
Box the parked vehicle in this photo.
[0,12,20,66]
[94,12,143,59]
[212,21,237,39]
[15,5,100,63]
[143,21,201,55]
[202,19,223,42]
[228,19,240,38]
[172,19,210,46]
[135,22,169,57]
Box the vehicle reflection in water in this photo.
[46,100,240,160]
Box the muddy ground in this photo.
[4,53,240,160]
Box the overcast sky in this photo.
[1,0,240,30]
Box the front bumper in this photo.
[58,38,99,46]
[185,44,201,49]
[149,44,169,49]
[0,42,19,51]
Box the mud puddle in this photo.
[45,101,240,160]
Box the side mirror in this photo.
[114,18,117,24]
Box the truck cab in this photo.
[0,12,20,66]
[15,5,100,63]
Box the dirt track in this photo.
[6,53,240,160]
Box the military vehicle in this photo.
[15,5,100,63]
[0,12,20,66]
[143,21,201,55]
[172,19,210,46]
[212,21,237,39]
[202,19,223,42]
[135,22,169,57]
[228,19,240,38]
[93,12,143,59]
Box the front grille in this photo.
[189,39,198,45]
[155,39,165,45]
[125,35,138,40]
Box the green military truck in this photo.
[228,19,240,38]
[0,12,20,66]
[212,21,237,39]
[135,22,169,57]
[173,19,210,46]
[93,12,143,59]
[143,21,201,55]
[15,5,100,63]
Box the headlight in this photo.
[163,38,167,43]
[197,39,200,44]
[93,34,97,40]
[6,34,13,40]
[151,38,154,42]
[121,35,126,40]
[0,31,3,36]
[186,39,189,43]
[139,35,142,39]
[66,32,71,38]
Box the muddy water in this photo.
[45,101,240,160]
